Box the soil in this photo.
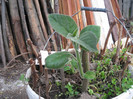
[0,60,30,99]
[29,67,98,99]
[29,70,81,99]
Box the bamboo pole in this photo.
[2,0,12,61]
[17,0,32,58]
[104,0,119,42]
[9,0,28,60]
[33,0,50,51]
[17,0,30,40]
[0,22,6,67]
[6,7,17,57]
[40,0,57,51]
[76,0,84,30]
[111,0,126,38]
[83,0,95,25]
[79,0,87,27]
[115,25,123,64]
[54,0,59,13]
[24,0,45,50]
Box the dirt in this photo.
[0,61,30,99]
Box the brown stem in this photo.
[121,56,131,80]
[119,46,129,62]
[27,39,39,58]
[124,36,129,48]
[38,53,43,74]
[115,25,123,64]
[44,68,50,99]
[29,58,39,88]
[5,52,32,68]
[101,21,116,56]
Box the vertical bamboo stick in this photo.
[33,0,50,51]
[76,0,84,30]
[40,0,58,51]
[2,0,12,61]
[0,23,6,67]
[83,0,95,25]
[6,8,17,57]
[24,0,45,50]
[9,0,28,60]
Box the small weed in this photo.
[20,74,29,83]
[65,82,79,97]
[90,48,133,98]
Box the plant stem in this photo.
[121,56,130,80]
[115,25,123,64]
[73,43,84,77]
[81,50,89,92]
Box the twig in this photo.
[5,52,32,67]
[114,25,123,64]
[29,58,39,88]
[38,53,43,74]
[101,21,116,56]
[124,37,129,48]
[44,68,50,99]
[121,56,131,80]
[27,39,38,57]
[119,47,129,62]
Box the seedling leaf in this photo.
[45,51,73,69]
[48,14,78,37]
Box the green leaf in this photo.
[88,89,94,95]
[79,31,98,51]
[67,32,98,52]
[20,74,25,81]
[45,51,73,69]
[48,14,78,37]
[64,66,70,71]
[80,25,100,42]
[84,71,96,80]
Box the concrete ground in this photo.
[0,61,29,99]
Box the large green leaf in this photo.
[67,32,98,52]
[80,25,100,42]
[79,31,98,51]
[48,14,78,37]
[84,71,96,80]
[45,51,73,69]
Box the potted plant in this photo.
[25,14,133,99]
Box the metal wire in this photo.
[107,10,133,43]
[43,7,133,50]
[43,31,56,50]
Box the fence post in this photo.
[123,0,131,19]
